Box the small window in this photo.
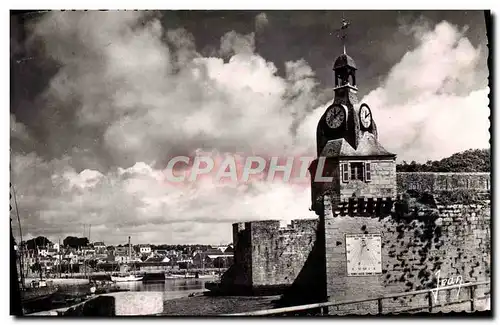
[350,162,364,181]
[365,162,371,182]
[341,163,349,182]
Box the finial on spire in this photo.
[338,14,351,55]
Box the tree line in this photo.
[22,236,230,252]
[23,236,90,250]
[396,149,490,173]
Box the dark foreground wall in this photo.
[29,292,164,316]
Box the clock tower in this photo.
[309,19,397,217]
[308,18,399,310]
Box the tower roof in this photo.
[320,133,395,158]
[333,53,357,70]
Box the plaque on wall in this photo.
[345,233,382,276]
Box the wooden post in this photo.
[322,296,330,316]
[470,285,475,312]
[428,291,433,313]
[378,298,383,314]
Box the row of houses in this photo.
[17,242,234,276]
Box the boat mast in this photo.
[84,250,87,280]
[36,246,43,281]
[10,216,23,316]
[58,238,62,278]
[11,182,25,289]
[128,236,131,274]
[88,225,92,281]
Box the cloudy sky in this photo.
[10,10,489,245]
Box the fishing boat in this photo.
[195,272,218,279]
[111,274,144,282]
[21,284,58,303]
[21,280,60,314]
[94,280,130,294]
[164,272,196,279]
[110,236,143,283]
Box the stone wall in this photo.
[222,219,319,293]
[250,219,318,286]
[340,159,396,200]
[310,159,397,213]
[223,172,491,314]
[310,159,341,214]
[397,172,490,193]
[323,195,491,315]
[226,222,253,287]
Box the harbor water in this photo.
[22,272,280,315]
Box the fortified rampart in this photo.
[215,172,491,313]
[397,172,490,193]
[219,219,319,295]
[323,197,490,314]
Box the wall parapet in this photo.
[232,218,318,232]
[27,292,164,316]
[397,172,490,193]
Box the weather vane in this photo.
[337,13,351,55]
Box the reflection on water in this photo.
[116,279,213,300]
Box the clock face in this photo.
[359,104,372,129]
[345,234,382,276]
[325,105,345,129]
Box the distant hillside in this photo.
[397,149,490,173]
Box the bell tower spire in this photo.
[309,15,396,216]
[334,16,357,93]
[311,15,360,155]
[339,15,350,55]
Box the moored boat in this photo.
[21,285,58,303]
[164,272,196,279]
[196,273,218,279]
[111,274,144,282]
[193,271,219,279]
[21,284,59,314]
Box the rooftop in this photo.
[320,133,395,158]
[333,53,356,70]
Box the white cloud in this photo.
[11,153,313,244]
[10,115,34,153]
[362,21,489,162]
[11,13,489,244]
